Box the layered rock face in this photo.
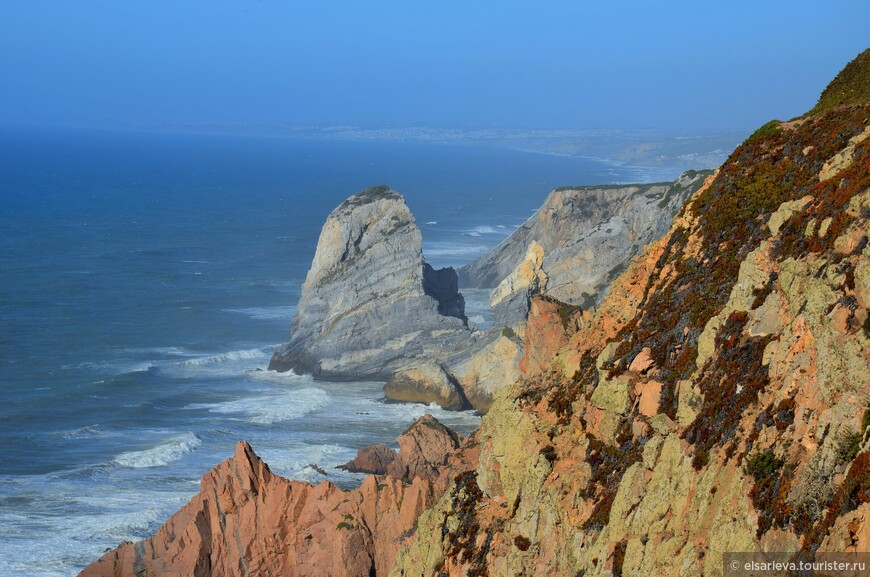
[459,171,710,308]
[269,186,470,379]
[79,415,473,577]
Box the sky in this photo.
[1,1,869,132]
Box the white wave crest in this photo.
[118,346,197,358]
[463,225,501,236]
[114,432,201,468]
[55,424,112,439]
[186,388,330,424]
[62,360,155,375]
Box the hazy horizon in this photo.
[2,1,869,134]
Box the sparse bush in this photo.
[513,535,530,551]
[745,120,783,144]
[836,431,863,463]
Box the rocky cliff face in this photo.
[268,186,470,379]
[459,171,710,309]
[390,55,870,575]
[81,49,870,577]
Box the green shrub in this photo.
[837,431,863,463]
[746,451,784,482]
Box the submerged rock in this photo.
[269,186,470,379]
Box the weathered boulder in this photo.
[339,414,462,479]
[448,332,525,412]
[384,361,470,410]
[269,186,470,379]
[386,414,461,483]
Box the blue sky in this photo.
[1,1,868,131]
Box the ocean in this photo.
[0,126,683,576]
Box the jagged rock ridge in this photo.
[78,415,476,577]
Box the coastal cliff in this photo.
[268,186,470,380]
[81,49,870,577]
[273,174,708,411]
[391,51,870,576]
[458,171,710,308]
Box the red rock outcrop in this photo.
[79,415,474,577]
[518,295,585,377]
[385,414,460,483]
[339,444,396,474]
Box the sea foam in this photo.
[180,348,270,367]
[224,306,297,321]
[462,225,505,237]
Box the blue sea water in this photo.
[0,126,682,576]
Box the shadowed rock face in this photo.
[268,186,470,379]
[338,444,396,474]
